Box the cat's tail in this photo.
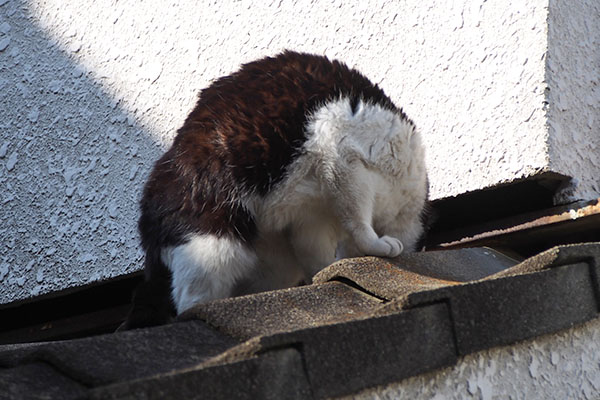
[117,246,176,331]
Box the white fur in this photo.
[161,235,258,314]
[164,98,427,314]
[254,97,427,261]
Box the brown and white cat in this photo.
[121,50,428,330]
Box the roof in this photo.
[1,243,599,399]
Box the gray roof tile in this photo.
[0,320,237,387]
[179,281,383,340]
[1,243,599,399]
[391,261,598,354]
[88,348,312,400]
[313,247,516,301]
[259,302,457,399]
[0,362,85,400]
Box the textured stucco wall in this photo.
[546,0,600,202]
[0,0,598,303]
[347,317,600,400]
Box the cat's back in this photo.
[169,51,407,194]
[140,50,423,249]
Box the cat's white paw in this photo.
[363,235,404,258]
[379,235,404,257]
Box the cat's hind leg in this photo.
[161,234,258,314]
[289,212,340,281]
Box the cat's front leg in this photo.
[329,162,404,258]
[343,219,404,258]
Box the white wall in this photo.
[0,0,598,303]
[547,0,600,202]
[348,317,600,400]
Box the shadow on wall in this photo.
[0,0,162,304]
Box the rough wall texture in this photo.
[348,317,600,400]
[0,0,598,303]
[546,0,600,202]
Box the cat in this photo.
[120,50,428,330]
